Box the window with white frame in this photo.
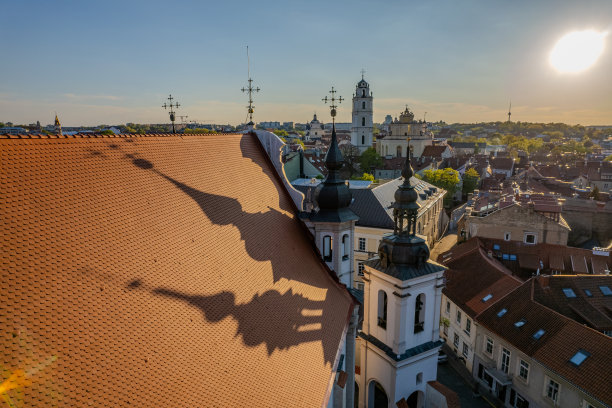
[501,348,511,374]
[453,333,459,347]
[358,237,366,251]
[456,310,462,324]
[358,262,364,276]
[518,360,529,381]
[486,337,494,355]
[462,343,469,357]
[342,234,349,260]
[465,318,472,335]
[546,378,559,403]
[524,233,537,244]
[504,232,511,241]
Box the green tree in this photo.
[589,185,600,201]
[340,144,361,178]
[359,147,383,172]
[605,155,612,162]
[273,129,289,137]
[352,172,375,182]
[100,130,115,136]
[423,168,460,207]
[0,122,5,128]
[184,128,213,134]
[294,139,304,148]
[462,167,480,196]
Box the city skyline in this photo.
[2,0,611,127]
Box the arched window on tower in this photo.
[362,135,365,145]
[362,117,365,126]
[397,146,402,157]
[362,90,366,97]
[362,101,366,109]
[414,294,426,333]
[342,234,349,260]
[323,235,332,262]
[377,290,387,329]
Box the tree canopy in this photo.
[423,168,460,207]
[359,147,383,172]
[462,167,480,196]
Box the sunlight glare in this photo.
[549,30,607,73]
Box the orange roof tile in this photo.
[1,133,354,407]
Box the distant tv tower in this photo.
[241,46,260,129]
[507,101,512,123]
[162,94,180,134]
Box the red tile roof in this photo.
[477,281,612,406]
[421,145,448,158]
[1,133,354,407]
[443,246,522,318]
[427,381,461,408]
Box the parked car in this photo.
[438,350,448,363]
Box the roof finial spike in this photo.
[241,46,260,128]
[360,68,366,80]
[322,86,344,171]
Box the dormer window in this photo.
[497,308,507,317]
[569,350,590,366]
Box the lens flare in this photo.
[549,30,607,73]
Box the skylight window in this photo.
[509,254,517,261]
[533,329,545,340]
[599,286,612,296]
[482,294,493,302]
[562,288,576,298]
[584,289,592,297]
[514,319,526,328]
[569,350,590,366]
[493,244,500,250]
[503,254,509,260]
[497,308,507,317]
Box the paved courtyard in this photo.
[437,362,492,408]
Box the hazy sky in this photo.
[2,0,611,126]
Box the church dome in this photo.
[357,79,368,88]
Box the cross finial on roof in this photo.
[360,68,366,80]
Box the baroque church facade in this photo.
[378,107,434,159]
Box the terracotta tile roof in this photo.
[532,275,612,331]
[1,133,354,407]
[443,246,521,318]
[421,145,448,158]
[477,281,612,406]
[490,157,514,171]
[478,238,610,278]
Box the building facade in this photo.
[378,107,433,159]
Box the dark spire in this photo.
[392,142,420,235]
[310,87,358,223]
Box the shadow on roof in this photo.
[127,279,337,362]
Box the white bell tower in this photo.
[351,72,373,154]
[355,151,446,408]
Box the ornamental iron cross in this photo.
[322,87,343,122]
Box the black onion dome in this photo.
[313,126,352,210]
[392,157,420,212]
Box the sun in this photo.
[549,30,607,73]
